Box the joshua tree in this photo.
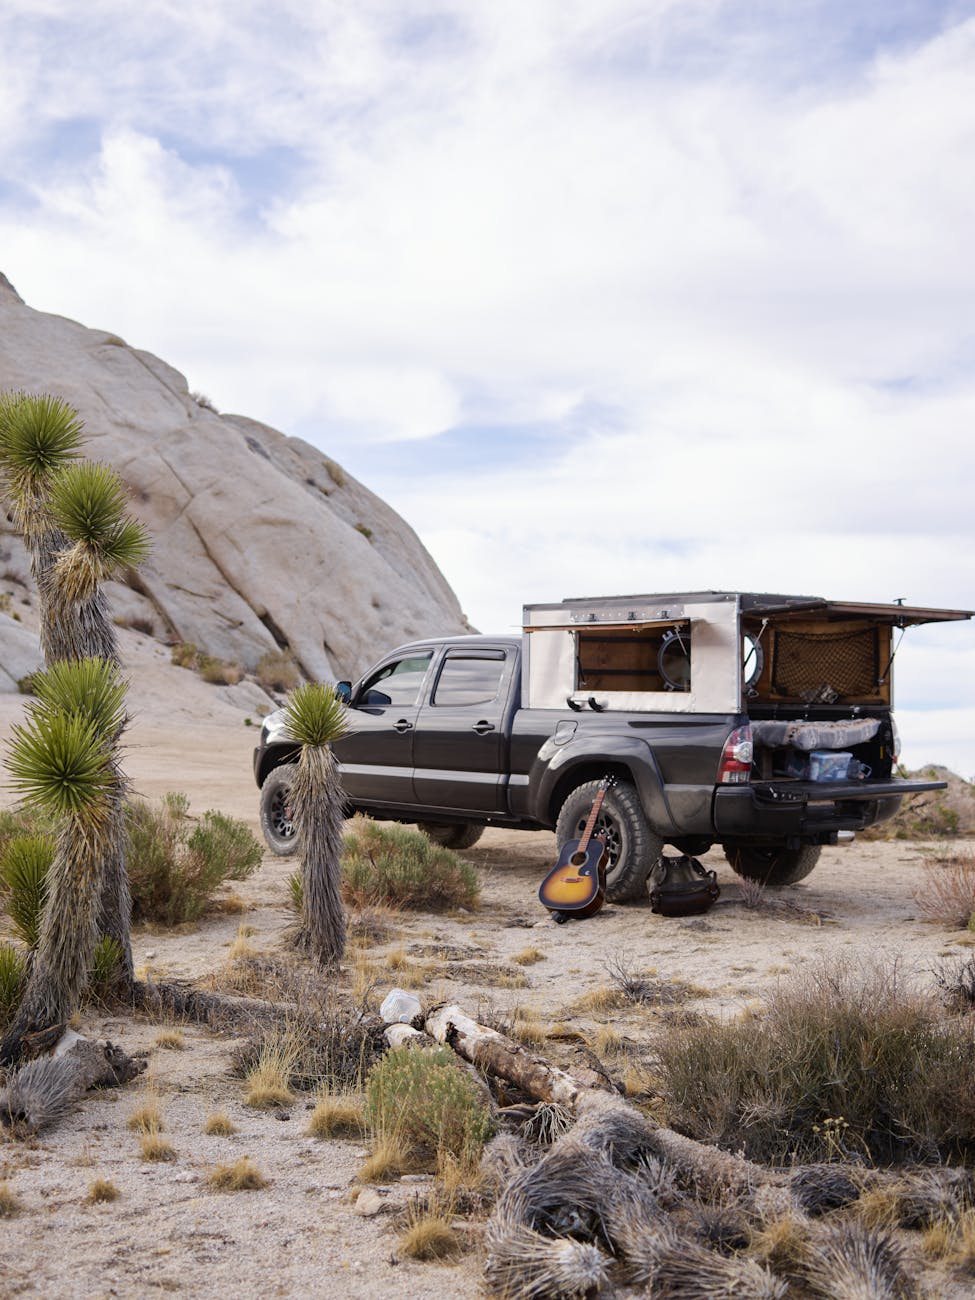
[0,393,148,995]
[283,682,351,967]
[1,658,127,1061]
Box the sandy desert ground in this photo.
[0,627,973,1298]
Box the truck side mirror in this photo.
[335,681,352,703]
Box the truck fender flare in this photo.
[529,735,678,834]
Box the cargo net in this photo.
[770,627,879,701]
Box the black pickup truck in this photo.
[253,591,970,900]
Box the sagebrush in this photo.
[365,1045,494,1167]
[654,957,975,1165]
[342,818,479,911]
[913,850,975,928]
[126,792,262,924]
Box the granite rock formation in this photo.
[0,273,469,686]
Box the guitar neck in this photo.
[578,785,608,853]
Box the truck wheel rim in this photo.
[572,810,622,872]
[269,788,294,840]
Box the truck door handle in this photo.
[393,719,413,733]
[472,720,495,734]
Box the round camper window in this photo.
[658,629,691,691]
[742,634,764,690]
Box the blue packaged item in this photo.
[783,750,853,781]
[807,750,852,781]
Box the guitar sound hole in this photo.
[570,852,587,868]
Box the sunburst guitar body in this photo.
[538,835,608,918]
[538,776,614,920]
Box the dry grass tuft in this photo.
[621,1063,655,1098]
[127,1092,164,1135]
[856,1186,903,1230]
[508,1017,546,1048]
[571,984,625,1013]
[358,1135,413,1183]
[398,1205,463,1261]
[244,1037,297,1108]
[914,850,975,927]
[923,1209,975,1268]
[0,1181,21,1217]
[748,1212,810,1272]
[203,1111,237,1136]
[512,947,546,966]
[590,1025,627,1058]
[492,969,529,990]
[307,1095,366,1139]
[228,928,258,963]
[140,1133,176,1162]
[154,1029,186,1051]
[207,1158,268,1192]
[85,1179,120,1205]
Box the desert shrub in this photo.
[16,673,39,695]
[342,819,479,911]
[355,523,373,540]
[224,956,384,1091]
[654,958,975,1165]
[126,793,262,924]
[365,1046,494,1167]
[254,650,300,693]
[323,457,345,487]
[914,850,975,928]
[170,642,198,669]
[197,654,244,686]
[0,832,54,947]
[0,943,26,1029]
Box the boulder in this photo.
[0,276,470,684]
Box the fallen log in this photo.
[0,1029,146,1135]
[424,1003,612,1105]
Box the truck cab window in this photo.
[358,652,433,707]
[432,651,506,706]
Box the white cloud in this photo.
[1,0,974,764]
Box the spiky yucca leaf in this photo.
[0,833,53,947]
[46,463,149,599]
[0,393,84,494]
[0,943,27,1027]
[284,682,350,748]
[31,658,127,738]
[47,461,130,545]
[7,711,114,816]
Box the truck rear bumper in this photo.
[713,778,946,842]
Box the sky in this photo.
[1,0,974,774]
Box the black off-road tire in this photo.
[724,843,821,887]
[417,823,484,850]
[556,779,663,903]
[260,763,299,856]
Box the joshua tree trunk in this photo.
[19,518,134,994]
[0,814,108,1063]
[292,744,347,966]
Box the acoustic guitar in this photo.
[538,778,614,920]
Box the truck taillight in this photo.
[890,716,901,764]
[718,724,753,784]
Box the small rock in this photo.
[353,1189,385,1217]
[144,951,157,959]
